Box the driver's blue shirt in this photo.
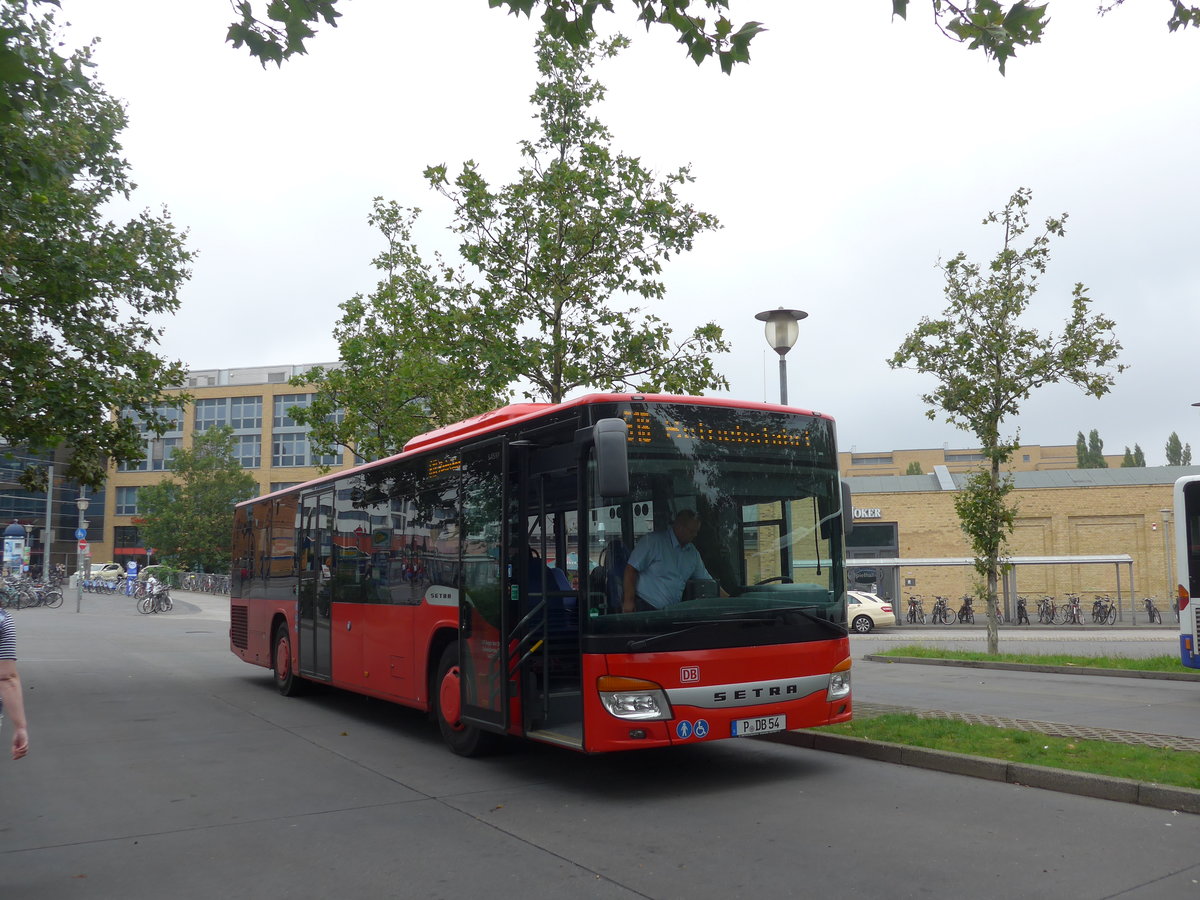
[626,529,712,610]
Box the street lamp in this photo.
[75,490,89,613]
[1162,508,1175,610]
[755,307,808,406]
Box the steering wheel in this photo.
[754,576,793,585]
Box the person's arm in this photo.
[0,659,28,760]
[622,564,639,613]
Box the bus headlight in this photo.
[826,659,852,701]
[597,676,673,721]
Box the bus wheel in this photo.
[273,622,305,697]
[435,643,499,757]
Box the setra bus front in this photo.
[526,399,854,752]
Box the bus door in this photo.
[457,442,509,732]
[298,491,334,680]
[519,447,582,744]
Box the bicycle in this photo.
[957,595,975,625]
[1093,594,1117,625]
[1143,596,1163,625]
[1036,595,1056,624]
[1015,595,1030,625]
[137,584,173,614]
[906,595,926,624]
[1059,593,1084,625]
[930,595,956,625]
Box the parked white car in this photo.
[88,563,125,582]
[847,591,895,633]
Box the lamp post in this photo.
[755,307,808,406]
[75,489,89,613]
[1162,507,1174,608]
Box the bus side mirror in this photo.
[593,418,629,498]
[841,480,853,538]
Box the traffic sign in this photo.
[75,528,87,540]
[78,539,88,552]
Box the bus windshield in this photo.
[582,402,845,651]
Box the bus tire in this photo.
[273,621,306,697]
[435,643,500,757]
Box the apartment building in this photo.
[100,364,356,566]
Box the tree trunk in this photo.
[984,458,1003,657]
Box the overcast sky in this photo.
[60,2,1200,460]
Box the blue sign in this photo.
[693,719,710,739]
[75,528,87,540]
[675,721,693,740]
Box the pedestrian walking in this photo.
[0,608,29,759]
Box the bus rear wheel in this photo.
[435,643,500,757]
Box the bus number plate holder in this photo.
[732,715,785,737]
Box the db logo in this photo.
[680,666,701,683]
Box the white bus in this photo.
[1173,475,1200,669]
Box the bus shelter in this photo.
[848,554,1138,624]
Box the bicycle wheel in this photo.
[43,590,63,609]
[1150,608,1161,624]
[159,594,173,612]
[137,596,152,615]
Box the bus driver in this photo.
[621,509,714,612]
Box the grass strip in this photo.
[873,645,1184,673]
[818,714,1200,790]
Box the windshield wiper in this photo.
[773,605,848,637]
[626,620,730,651]
[626,607,846,650]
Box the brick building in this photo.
[844,466,1200,611]
[839,443,1122,478]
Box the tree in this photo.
[1166,432,1193,466]
[298,32,728,460]
[288,203,513,464]
[137,428,258,573]
[1120,444,1146,468]
[1076,429,1108,467]
[905,461,924,475]
[1087,429,1108,468]
[222,1,1199,77]
[889,188,1124,654]
[1,1,193,489]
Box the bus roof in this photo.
[238,392,831,507]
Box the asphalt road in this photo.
[2,593,1198,899]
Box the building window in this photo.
[113,525,142,550]
[313,446,340,468]
[273,394,311,429]
[151,437,183,471]
[194,398,228,433]
[270,482,301,493]
[273,432,310,467]
[235,434,262,468]
[944,452,985,463]
[851,456,893,466]
[229,396,263,430]
[115,486,138,516]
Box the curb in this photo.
[764,731,1200,815]
[862,654,1200,682]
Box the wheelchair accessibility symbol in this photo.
[675,719,710,740]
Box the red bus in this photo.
[230,394,854,755]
